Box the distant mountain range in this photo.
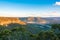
[0,17,60,26]
[20,17,60,24]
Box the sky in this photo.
[0,0,60,17]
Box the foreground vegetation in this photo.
[0,23,60,40]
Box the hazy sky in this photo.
[0,0,60,17]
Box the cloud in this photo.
[55,2,60,6]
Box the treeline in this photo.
[0,24,60,40]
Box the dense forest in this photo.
[0,23,60,40]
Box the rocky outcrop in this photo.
[0,17,26,26]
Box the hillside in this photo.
[0,17,26,26]
[20,17,60,24]
[20,17,47,24]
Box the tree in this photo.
[0,29,12,40]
